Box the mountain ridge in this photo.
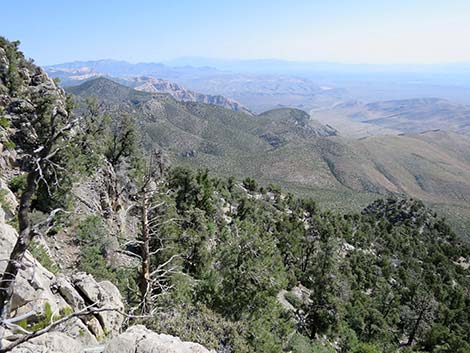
[68,77,470,238]
[128,76,252,114]
[47,62,253,114]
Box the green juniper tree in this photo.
[4,40,22,96]
[305,223,340,339]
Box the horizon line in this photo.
[43,57,470,69]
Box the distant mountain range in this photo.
[46,60,347,113]
[47,59,470,117]
[163,57,470,75]
[47,62,252,114]
[68,77,470,238]
[45,59,221,82]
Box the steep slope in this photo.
[67,76,150,102]
[256,108,338,140]
[69,78,470,238]
[0,37,219,353]
[67,78,336,157]
[308,132,470,205]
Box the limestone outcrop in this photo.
[0,182,124,349]
[104,325,215,353]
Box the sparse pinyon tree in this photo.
[105,113,139,168]
[305,226,339,338]
[4,40,22,96]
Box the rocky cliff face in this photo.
[0,180,124,346]
[0,188,212,353]
[9,326,215,353]
[130,76,253,115]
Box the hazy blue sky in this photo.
[2,0,470,65]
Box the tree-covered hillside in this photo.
[120,169,470,353]
[52,157,469,352]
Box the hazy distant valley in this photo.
[47,59,470,138]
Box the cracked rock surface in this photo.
[104,325,215,353]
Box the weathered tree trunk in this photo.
[407,304,426,346]
[139,192,151,314]
[0,172,37,319]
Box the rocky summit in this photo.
[130,76,252,115]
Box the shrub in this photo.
[242,177,258,192]
[0,189,12,213]
[144,303,251,353]
[3,140,15,150]
[288,333,335,353]
[351,342,381,353]
[76,215,108,245]
[29,241,60,274]
[284,291,303,309]
[8,174,27,194]
[0,116,10,128]
[75,216,115,281]
[78,245,114,281]
[19,303,73,331]
[74,216,137,296]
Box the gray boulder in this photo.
[104,325,215,353]
[0,185,124,346]
[0,178,18,221]
[9,332,83,353]
[72,273,125,336]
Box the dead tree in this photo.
[120,151,181,315]
[139,172,153,313]
[137,152,181,314]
